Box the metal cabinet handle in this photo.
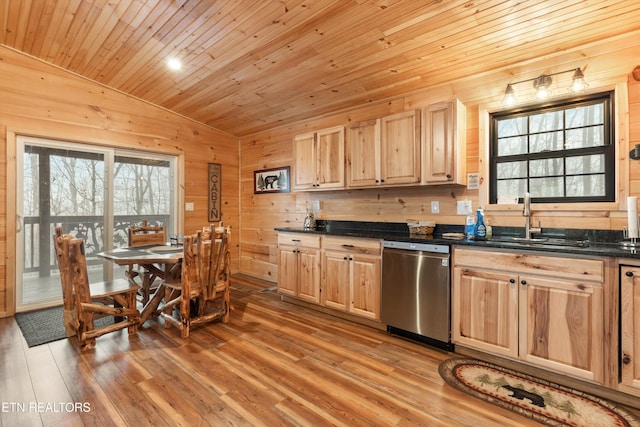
[623,354,632,365]
[509,278,516,284]
[626,271,634,277]
[341,244,354,248]
[520,279,527,285]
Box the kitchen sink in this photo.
[491,236,590,248]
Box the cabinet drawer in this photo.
[277,233,321,248]
[323,236,381,255]
[453,247,604,283]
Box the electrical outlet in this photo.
[185,202,194,211]
[431,200,440,214]
[312,200,321,212]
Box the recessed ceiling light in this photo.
[167,57,182,71]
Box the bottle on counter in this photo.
[474,208,486,240]
[465,214,476,239]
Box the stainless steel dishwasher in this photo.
[380,240,452,351]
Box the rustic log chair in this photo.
[53,227,140,351]
[160,224,231,338]
[126,220,167,305]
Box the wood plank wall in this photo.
[0,46,239,316]
[239,44,640,282]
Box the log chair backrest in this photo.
[181,232,201,296]
[128,219,167,247]
[53,227,92,307]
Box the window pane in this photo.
[566,104,603,127]
[114,156,172,247]
[498,117,527,137]
[567,175,605,197]
[114,157,171,216]
[530,131,564,153]
[530,110,563,133]
[497,161,527,179]
[566,125,604,149]
[497,179,526,198]
[497,136,527,156]
[530,158,563,177]
[566,154,604,174]
[530,177,564,197]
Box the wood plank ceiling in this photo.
[1,0,640,137]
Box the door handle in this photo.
[16,214,23,233]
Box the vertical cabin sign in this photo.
[208,163,221,222]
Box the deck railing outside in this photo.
[23,215,170,275]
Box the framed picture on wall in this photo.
[208,163,221,222]
[254,166,290,194]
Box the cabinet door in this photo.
[277,246,299,297]
[346,120,380,187]
[293,132,316,190]
[380,110,420,185]
[452,266,518,357]
[620,266,640,395]
[349,254,381,320]
[322,251,350,311]
[519,275,603,383]
[296,247,321,303]
[423,99,466,185]
[316,126,345,189]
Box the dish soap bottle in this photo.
[465,214,476,239]
[474,208,486,240]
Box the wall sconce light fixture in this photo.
[502,68,588,106]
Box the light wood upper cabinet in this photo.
[293,132,317,189]
[620,265,640,397]
[346,111,420,188]
[346,119,379,187]
[422,99,466,185]
[452,247,605,383]
[294,126,345,191]
[380,110,421,185]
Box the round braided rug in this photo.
[439,358,640,427]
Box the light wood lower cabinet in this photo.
[277,233,321,303]
[620,265,640,396]
[321,236,381,320]
[453,247,605,383]
[453,266,518,357]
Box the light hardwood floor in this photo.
[0,274,616,426]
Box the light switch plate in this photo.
[431,200,440,214]
[457,200,472,215]
[185,202,194,211]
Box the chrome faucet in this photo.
[523,192,541,239]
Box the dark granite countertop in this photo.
[275,220,640,259]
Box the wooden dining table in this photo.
[97,244,183,323]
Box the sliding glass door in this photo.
[16,136,177,311]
